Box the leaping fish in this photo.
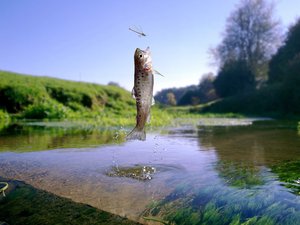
[127,47,154,141]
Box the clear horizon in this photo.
[0,0,299,93]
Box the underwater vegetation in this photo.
[271,160,300,195]
[216,161,264,188]
[142,161,300,225]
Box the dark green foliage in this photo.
[269,19,300,83]
[178,90,199,106]
[46,86,93,108]
[203,84,283,116]
[0,179,140,225]
[280,54,300,113]
[214,61,255,98]
[0,85,45,113]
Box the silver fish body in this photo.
[127,47,154,141]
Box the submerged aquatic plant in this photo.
[143,164,300,225]
[216,161,264,188]
[271,160,300,195]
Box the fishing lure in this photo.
[129,27,147,37]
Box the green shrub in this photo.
[23,101,72,119]
[0,109,10,130]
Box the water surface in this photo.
[0,119,299,224]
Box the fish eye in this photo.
[139,54,143,58]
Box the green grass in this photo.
[0,71,243,127]
[162,105,244,118]
[0,71,177,126]
[0,70,135,120]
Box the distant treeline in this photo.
[156,0,300,117]
[155,73,218,106]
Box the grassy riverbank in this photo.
[0,71,244,129]
[0,71,174,126]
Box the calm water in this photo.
[0,119,300,224]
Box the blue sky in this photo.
[0,0,299,93]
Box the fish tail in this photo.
[126,127,146,141]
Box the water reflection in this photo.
[197,120,300,165]
[0,122,126,152]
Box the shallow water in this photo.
[0,119,300,224]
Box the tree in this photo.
[108,81,120,87]
[214,0,281,82]
[154,85,198,105]
[214,60,255,97]
[178,90,198,106]
[268,18,300,113]
[198,73,218,102]
[167,92,177,106]
[269,18,300,83]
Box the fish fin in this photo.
[131,87,136,99]
[147,112,151,124]
[152,97,155,106]
[126,127,146,141]
[153,69,164,77]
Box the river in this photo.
[0,118,299,224]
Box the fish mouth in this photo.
[135,48,147,57]
[143,60,152,72]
